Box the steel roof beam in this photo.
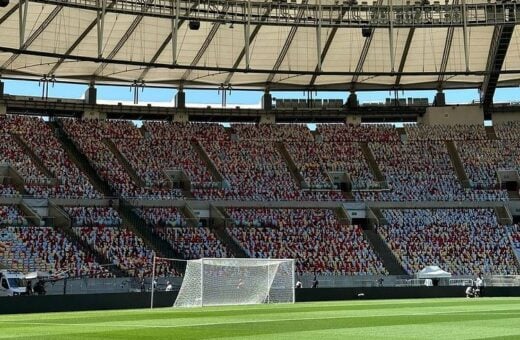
[266,6,306,84]
[351,0,383,88]
[0,3,20,26]
[8,45,520,77]
[23,0,520,28]
[48,0,117,76]
[394,28,415,87]
[93,0,155,77]
[223,6,272,86]
[481,21,515,108]
[137,3,198,82]
[309,7,348,87]
[180,4,231,82]
[2,4,63,70]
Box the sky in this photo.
[3,79,520,107]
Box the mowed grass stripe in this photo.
[0,298,519,339]
[2,297,519,324]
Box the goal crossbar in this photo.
[172,258,295,308]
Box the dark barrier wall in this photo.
[0,292,177,315]
[1,287,520,314]
[296,287,465,302]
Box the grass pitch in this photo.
[1,298,520,339]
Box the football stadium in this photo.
[1,0,520,337]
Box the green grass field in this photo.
[1,298,520,339]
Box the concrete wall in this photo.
[346,115,362,125]
[173,112,189,122]
[423,105,483,125]
[82,110,107,120]
[0,104,6,115]
[259,114,276,124]
[492,111,520,125]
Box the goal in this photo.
[173,258,295,307]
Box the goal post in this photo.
[150,256,188,309]
[173,258,295,308]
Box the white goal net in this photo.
[173,258,295,307]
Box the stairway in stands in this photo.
[52,121,113,196]
[495,206,513,225]
[209,207,249,258]
[103,138,146,187]
[275,142,308,189]
[53,121,184,266]
[360,143,386,184]
[485,126,499,140]
[60,222,128,277]
[11,133,56,181]
[445,141,471,189]
[191,139,225,184]
[362,208,407,275]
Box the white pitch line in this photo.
[0,307,518,330]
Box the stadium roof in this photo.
[1,0,520,94]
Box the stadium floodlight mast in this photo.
[151,256,295,309]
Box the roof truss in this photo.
[481,23,515,107]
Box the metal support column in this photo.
[171,0,179,65]
[244,0,251,69]
[389,0,395,73]
[316,0,322,71]
[96,0,106,58]
[18,0,28,48]
[461,0,470,73]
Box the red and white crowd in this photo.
[356,140,508,201]
[154,227,229,260]
[0,205,111,277]
[65,206,172,277]
[378,209,519,275]
[1,116,101,198]
[227,208,388,275]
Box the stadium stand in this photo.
[64,206,174,277]
[136,207,229,260]
[377,209,519,276]
[457,139,520,189]
[0,116,101,199]
[226,208,388,275]
[0,205,111,277]
[404,124,487,141]
[60,119,183,199]
[0,116,519,283]
[317,124,400,142]
[356,140,508,201]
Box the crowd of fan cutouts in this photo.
[0,116,517,202]
[227,208,388,276]
[0,116,519,278]
[378,208,519,276]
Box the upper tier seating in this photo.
[0,116,101,199]
[405,124,487,141]
[457,140,520,189]
[61,118,182,199]
[355,140,508,201]
[232,123,314,142]
[318,124,400,142]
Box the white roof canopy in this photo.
[1,0,520,91]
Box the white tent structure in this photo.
[416,266,452,279]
